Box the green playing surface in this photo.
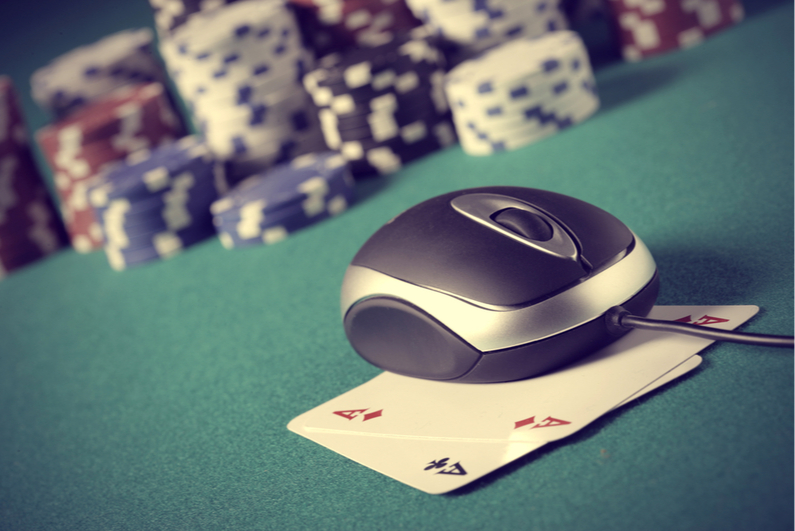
[0,1,792,529]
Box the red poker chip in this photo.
[608,0,744,60]
[36,82,183,168]
[54,176,107,252]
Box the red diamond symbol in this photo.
[363,409,383,422]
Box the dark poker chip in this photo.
[307,33,444,88]
[339,119,456,177]
[331,109,453,146]
[330,94,443,131]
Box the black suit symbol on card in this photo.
[332,408,383,421]
[424,458,467,476]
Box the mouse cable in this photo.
[605,307,794,348]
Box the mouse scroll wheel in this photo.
[491,208,554,242]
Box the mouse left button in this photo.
[344,297,482,380]
[492,208,553,241]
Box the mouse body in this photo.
[341,186,659,383]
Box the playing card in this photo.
[288,305,758,493]
[295,306,758,443]
[290,355,702,494]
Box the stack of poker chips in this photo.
[404,0,569,63]
[0,77,68,279]
[607,0,744,61]
[36,82,186,252]
[87,136,221,270]
[303,33,455,177]
[30,28,167,120]
[444,31,599,155]
[158,0,327,185]
[211,151,355,248]
[148,0,243,36]
[289,0,422,58]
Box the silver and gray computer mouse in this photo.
[340,186,659,383]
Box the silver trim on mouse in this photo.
[341,232,657,352]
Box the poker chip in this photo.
[444,31,599,155]
[0,78,68,279]
[87,136,221,270]
[289,0,422,58]
[158,1,326,184]
[606,0,744,61]
[30,28,167,120]
[147,0,244,36]
[212,151,355,248]
[404,0,569,63]
[304,33,455,177]
[36,82,186,252]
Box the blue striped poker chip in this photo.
[216,184,356,249]
[88,136,216,204]
[212,151,355,247]
[211,151,352,221]
[87,136,222,269]
[103,223,215,270]
[106,219,215,254]
[92,179,218,235]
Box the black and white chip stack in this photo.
[303,32,455,178]
[30,28,168,120]
[444,31,599,155]
[404,0,569,64]
[158,0,327,185]
[0,77,68,279]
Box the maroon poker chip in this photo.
[1,77,69,278]
[607,0,744,61]
[0,77,30,157]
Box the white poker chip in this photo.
[445,31,599,156]
[158,1,322,183]
[405,0,569,59]
[30,28,165,119]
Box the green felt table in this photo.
[0,1,792,529]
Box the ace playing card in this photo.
[288,305,758,494]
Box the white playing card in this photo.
[290,355,702,494]
[288,305,758,494]
[295,306,757,443]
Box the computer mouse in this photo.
[340,186,660,383]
